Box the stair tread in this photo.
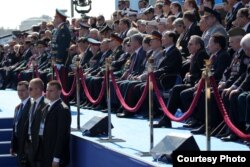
[0,141,11,144]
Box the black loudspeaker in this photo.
[150,133,200,163]
[81,116,113,137]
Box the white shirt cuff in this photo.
[53,157,60,163]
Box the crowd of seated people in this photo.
[1,0,250,146]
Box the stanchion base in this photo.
[97,137,126,143]
[71,127,81,132]
[136,152,152,157]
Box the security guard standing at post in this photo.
[51,9,71,101]
[51,9,71,66]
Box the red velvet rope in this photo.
[150,73,205,122]
[54,66,76,97]
[210,76,250,140]
[79,69,106,105]
[110,70,149,112]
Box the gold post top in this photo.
[148,57,154,72]
[204,59,212,68]
[202,59,212,78]
[75,55,80,68]
[105,57,112,70]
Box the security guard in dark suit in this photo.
[25,78,48,167]
[51,9,71,65]
[41,80,71,167]
[10,81,31,167]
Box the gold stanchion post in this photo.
[98,57,125,143]
[138,57,154,157]
[203,59,212,151]
[71,56,81,131]
[76,56,81,130]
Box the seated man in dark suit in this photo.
[180,33,231,134]
[119,31,182,118]
[153,35,208,128]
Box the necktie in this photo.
[14,103,23,133]
[28,101,36,136]
[209,54,217,65]
[30,101,37,120]
[16,103,23,123]
[129,53,137,72]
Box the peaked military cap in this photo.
[100,24,112,33]
[110,33,123,43]
[79,22,91,29]
[143,6,154,14]
[36,40,47,47]
[56,8,68,18]
[77,37,88,43]
[87,38,101,45]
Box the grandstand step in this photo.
[0,141,11,154]
[0,129,12,141]
[0,118,14,129]
[0,154,18,167]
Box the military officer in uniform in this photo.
[51,9,71,101]
[51,9,71,65]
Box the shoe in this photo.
[92,105,105,110]
[69,99,76,105]
[116,112,133,118]
[115,106,124,113]
[221,134,239,142]
[244,140,250,146]
[153,117,172,128]
[100,109,108,113]
[183,119,201,128]
[191,124,205,134]
[215,132,229,138]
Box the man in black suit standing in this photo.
[10,81,31,167]
[41,80,71,167]
[26,78,48,167]
[179,11,202,58]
